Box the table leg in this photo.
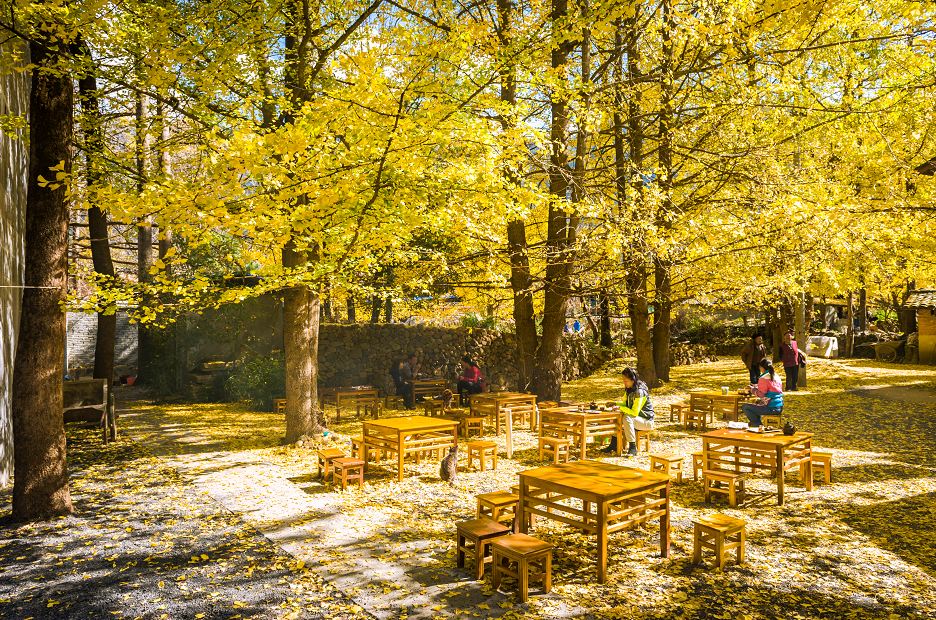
[495,404,501,437]
[398,432,405,483]
[580,425,587,460]
[597,501,608,584]
[702,438,710,471]
[615,422,623,457]
[505,410,514,459]
[804,439,813,491]
[776,445,785,505]
[518,479,529,535]
[660,484,671,558]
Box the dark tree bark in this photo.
[384,267,393,323]
[12,39,75,521]
[599,293,613,348]
[498,0,537,391]
[346,295,356,323]
[859,287,867,331]
[370,294,381,323]
[531,0,577,401]
[73,40,116,385]
[651,0,674,383]
[136,88,153,381]
[846,291,855,357]
[628,267,658,386]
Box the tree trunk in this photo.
[651,0,674,384]
[346,294,356,323]
[599,293,613,348]
[769,305,783,362]
[12,39,74,521]
[818,297,827,330]
[531,0,575,402]
[498,0,537,392]
[846,291,855,357]
[628,266,659,386]
[283,241,320,441]
[136,88,153,382]
[859,287,867,332]
[902,281,916,334]
[74,41,116,385]
[370,294,381,323]
[805,293,814,328]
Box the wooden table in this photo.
[689,391,753,423]
[539,407,623,459]
[319,387,380,421]
[701,428,813,505]
[470,392,537,458]
[518,460,670,584]
[362,416,459,481]
[412,378,449,400]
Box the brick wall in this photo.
[918,308,936,365]
[0,41,29,487]
[66,312,139,374]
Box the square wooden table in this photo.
[701,428,813,505]
[518,460,671,584]
[539,407,624,459]
[412,378,449,400]
[362,416,459,482]
[469,392,537,458]
[319,387,380,421]
[689,391,753,423]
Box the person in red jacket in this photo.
[456,355,485,405]
[779,331,803,391]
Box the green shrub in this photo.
[224,354,286,411]
[461,313,499,330]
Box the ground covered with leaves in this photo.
[0,426,371,620]
[5,357,935,620]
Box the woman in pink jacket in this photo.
[741,358,784,427]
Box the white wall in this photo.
[0,41,30,487]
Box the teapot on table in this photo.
[782,421,797,436]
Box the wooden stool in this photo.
[650,453,684,483]
[684,408,708,431]
[703,470,745,507]
[273,398,286,414]
[635,428,658,453]
[332,457,365,491]
[692,513,746,568]
[384,394,405,410]
[467,441,497,471]
[462,416,485,438]
[670,402,689,422]
[317,448,346,481]
[351,437,385,462]
[762,413,781,428]
[538,437,570,464]
[491,533,553,603]
[692,451,704,481]
[423,400,445,417]
[476,491,519,529]
[364,401,382,419]
[804,451,833,485]
[456,518,511,580]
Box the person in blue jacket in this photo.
[601,367,655,457]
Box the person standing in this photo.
[601,367,654,457]
[740,334,769,386]
[741,358,783,427]
[779,331,802,391]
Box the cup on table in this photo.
[721,386,729,395]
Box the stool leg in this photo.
[737,529,746,564]
[474,539,485,581]
[476,501,484,519]
[692,525,702,563]
[457,533,466,568]
[704,479,711,503]
[543,553,552,593]
[492,553,503,589]
[519,558,529,603]
[714,532,725,568]
[492,451,497,471]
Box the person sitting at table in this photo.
[601,367,654,457]
[741,358,783,427]
[401,353,425,402]
[385,358,415,410]
[456,355,486,404]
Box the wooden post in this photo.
[796,291,807,388]
[846,291,855,358]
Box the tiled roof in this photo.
[905,290,936,308]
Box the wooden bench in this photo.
[684,407,708,431]
[538,437,570,464]
[63,379,117,444]
[692,451,704,481]
[462,416,485,438]
[762,413,781,428]
[456,518,511,580]
[692,513,746,568]
[703,469,745,507]
[273,398,286,414]
[332,457,365,491]
[491,533,553,603]
[467,441,497,471]
[635,428,659,453]
[650,453,684,484]
[384,394,406,410]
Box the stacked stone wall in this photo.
[65,312,139,374]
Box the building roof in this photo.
[905,290,936,308]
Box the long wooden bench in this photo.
[63,379,117,444]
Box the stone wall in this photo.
[318,323,609,392]
[66,312,139,375]
[0,41,30,487]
